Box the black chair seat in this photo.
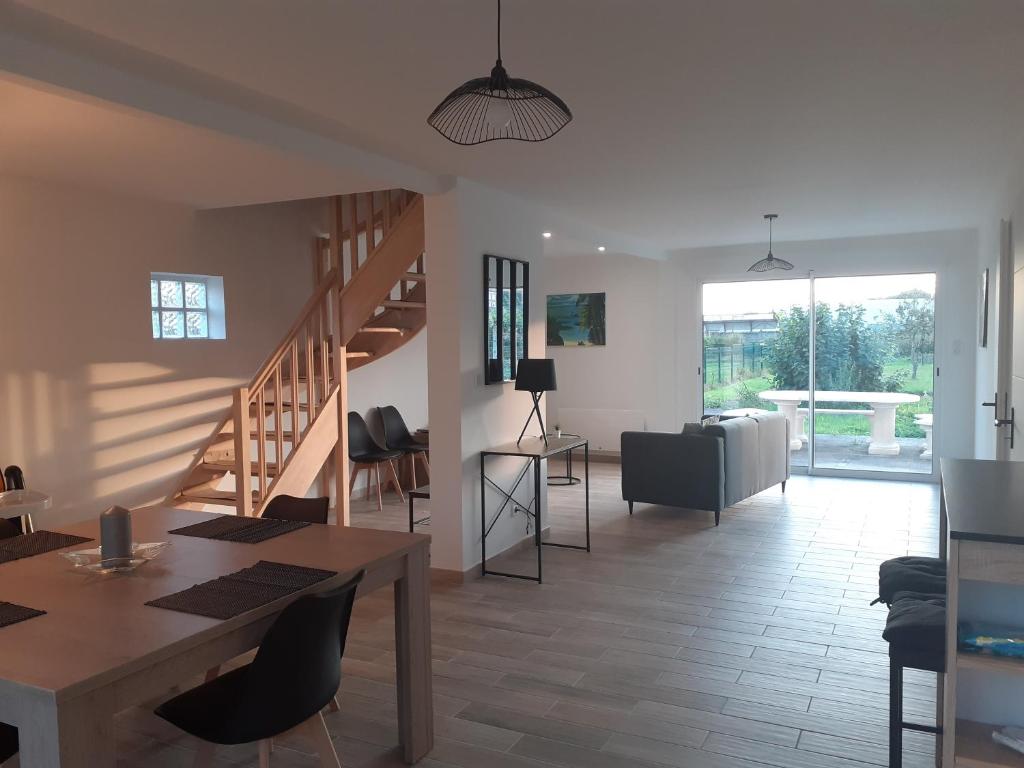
[883,590,945,658]
[351,448,403,463]
[0,723,16,762]
[396,442,428,454]
[875,556,945,606]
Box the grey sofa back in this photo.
[704,417,760,506]
[620,431,724,512]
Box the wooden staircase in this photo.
[169,189,426,523]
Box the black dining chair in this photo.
[261,494,329,525]
[155,570,364,768]
[348,411,404,512]
[378,406,430,489]
[0,519,20,540]
[0,724,16,764]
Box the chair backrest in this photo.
[378,405,413,449]
[233,570,364,736]
[348,411,383,456]
[261,494,329,525]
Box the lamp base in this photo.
[516,392,548,446]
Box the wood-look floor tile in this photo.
[116,465,941,768]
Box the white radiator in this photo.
[555,408,646,452]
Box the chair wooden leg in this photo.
[365,464,372,502]
[258,740,271,768]
[328,695,340,713]
[193,741,216,768]
[304,712,342,768]
[374,463,383,512]
[349,463,359,498]
[387,460,406,503]
[409,452,417,489]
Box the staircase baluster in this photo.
[273,366,284,486]
[233,388,253,517]
[256,387,268,503]
[365,192,376,253]
[349,194,359,282]
[305,318,316,428]
[290,340,300,461]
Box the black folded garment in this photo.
[880,593,942,667]
[873,556,945,606]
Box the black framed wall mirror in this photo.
[484,254,529,384]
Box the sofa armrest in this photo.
[620,431,725,512]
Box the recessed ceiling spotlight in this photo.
[597,246,606,252]
[542,232,552,239]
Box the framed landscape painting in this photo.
[547,293,606,346]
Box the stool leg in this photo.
[890,659,903,768]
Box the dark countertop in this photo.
[941,458,1024,545]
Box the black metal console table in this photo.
[480,435,590,583]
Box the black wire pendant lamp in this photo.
[748,214,794,272]
[427,0,572,145]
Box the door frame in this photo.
[699,269,942,483]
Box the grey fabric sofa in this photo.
[620,412,790,525]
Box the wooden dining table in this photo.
[0,507,433,767]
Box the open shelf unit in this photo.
[958,652,1024,675]
[957,719,1024,768]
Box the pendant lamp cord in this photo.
[497,0,502,62]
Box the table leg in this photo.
[868,402,901,456]
[584,442,591,552]
[775,401,803,450]
[535,457,542,584]
[19,692,115,768]
[394,544,433,763]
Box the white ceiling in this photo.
[0,78,384,207]
[7,0,1024,249]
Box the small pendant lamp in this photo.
[427,0,572,145]
[748,214,794,272]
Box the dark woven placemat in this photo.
[0,531,93,565]
[168,516,309,544]
[0,601,45,628]
[146,560,336,620]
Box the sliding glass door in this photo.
[702,273,936,477]
[702,279,810,469]
[811,274,935,474]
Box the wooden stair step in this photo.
[201,460,280,476]
[178,485,257,506]
[357,326,407,335]
[253,400,312,411]
[381,300,426,310]
[346,351,374,359]
[402,272,427,282]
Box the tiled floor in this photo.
[110,463,941,767]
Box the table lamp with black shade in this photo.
[515,359,557,446]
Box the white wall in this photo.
[671,229,980,468]
[0,175,332,523]
[425,179,545,573]
[544,251,676,449]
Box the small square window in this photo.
[151,273,223,340]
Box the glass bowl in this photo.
[60,541,170,574]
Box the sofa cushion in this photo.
[704,417,759,506]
